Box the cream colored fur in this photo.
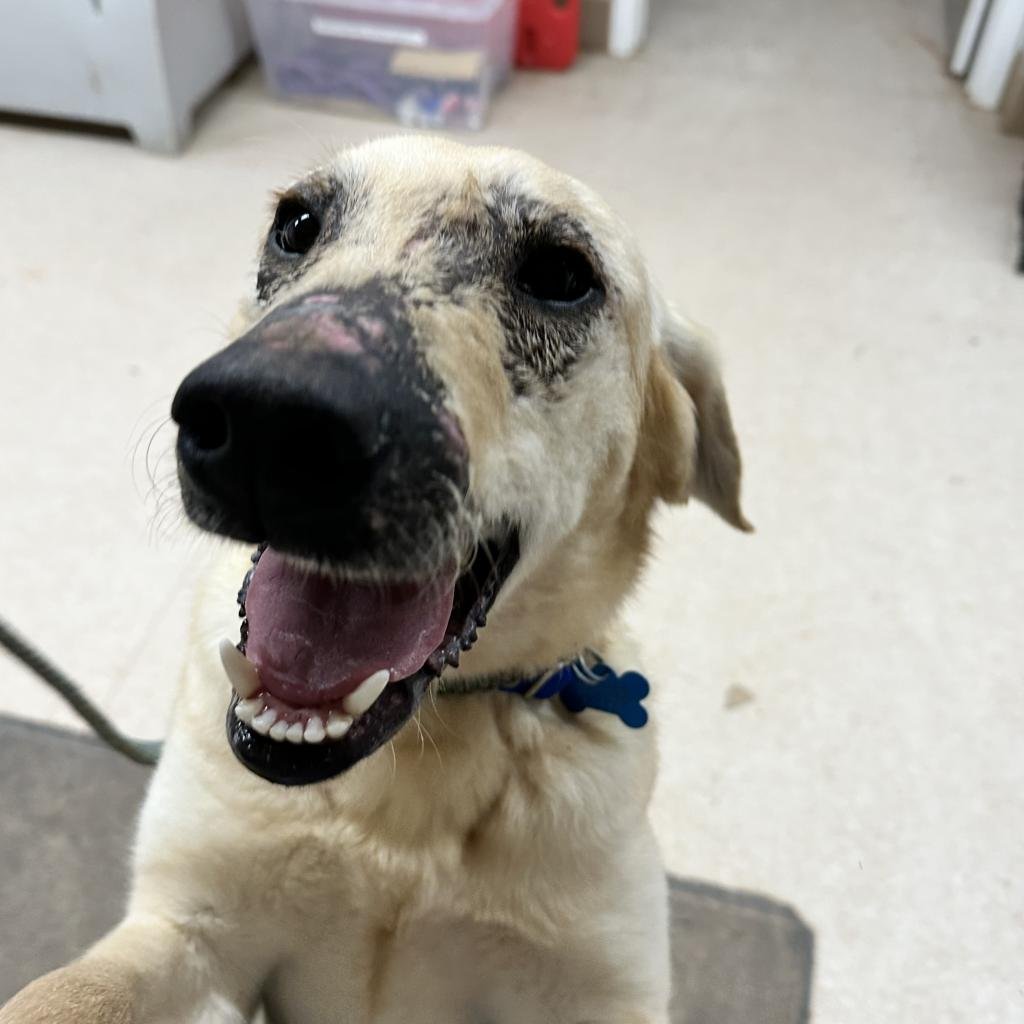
[0,137,747,1024]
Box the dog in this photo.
[0,136,748,1024]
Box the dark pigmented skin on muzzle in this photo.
[413,185,611,395]
[256,173,360,305]
[255,175,610,398]
[171,284,468,575]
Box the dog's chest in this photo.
[252,761,635,1023]
[175,690,660,1022]
[255,810,590,1023]
[262,908,596,1024]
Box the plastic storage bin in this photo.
[246,0,518,129]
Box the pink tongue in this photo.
[244,548,455,706]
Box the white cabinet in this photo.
[0,0,251,152]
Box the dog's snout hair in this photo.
[172,282,470,574]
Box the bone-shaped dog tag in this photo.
[559,660,650,728]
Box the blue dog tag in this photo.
[558,659,650,729]
[500,654,650,728]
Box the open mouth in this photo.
[224,530,519,786]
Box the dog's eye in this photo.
[515,244,602,306]
[273,200,321,256]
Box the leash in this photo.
[0,615,162,766]
[0,619,649,769]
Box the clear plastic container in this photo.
[246,0,518,129]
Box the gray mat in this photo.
[0,715,813,1022]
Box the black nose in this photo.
[173,354,380,525]
[171,291,467,570]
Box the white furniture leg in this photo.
[965,0,1024,108]
[950,0,992,76]
[608,0,650,58]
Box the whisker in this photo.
[419,716,443,769]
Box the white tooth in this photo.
[304,716,326,743]
[269,720,289,742]
[343,670,390,716]
[251,708,277,735]
[285,721,305,744]
[219,639,260,699]
[326,712,352,739]
[234,698,260,725]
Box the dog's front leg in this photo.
[0,912,260,1024]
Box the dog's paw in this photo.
[0,966,132,1024]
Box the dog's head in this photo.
[172,137,749,785]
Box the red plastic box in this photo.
[516,0,580,70]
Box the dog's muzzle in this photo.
[170,288,520,786]
[171,289,468,572]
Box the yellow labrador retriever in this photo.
[0,136,748,1024]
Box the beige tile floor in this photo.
[1,0,1022,1020]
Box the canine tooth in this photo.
[343,669,389,716]
[285,721,305,744]
[251,708,277,735]
[326,712,352,739]
[304,716,326,743]
[234,698,261,725]
[269,720,289,742]
[219,639,260,699]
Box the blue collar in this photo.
[500,653,650,729]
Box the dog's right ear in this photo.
[642,309,752,532]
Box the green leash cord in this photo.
[0,615,162,766]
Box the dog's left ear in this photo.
[643,308,752,532]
